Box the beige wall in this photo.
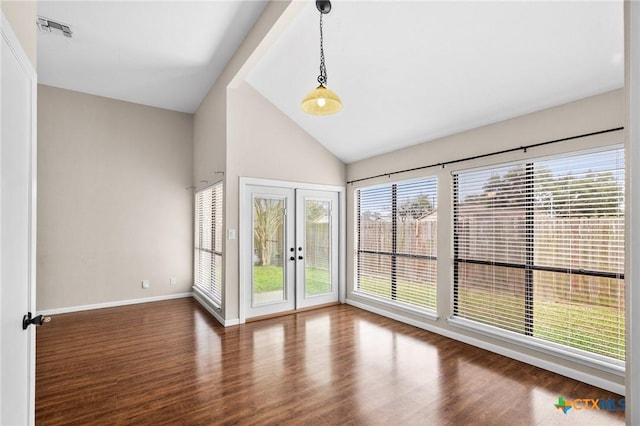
[1,0,36,68]
[224,82,346,319]
[346,88,625,390]
[195,0,346,321]
[193,0,293,187]
[37,85,194,310]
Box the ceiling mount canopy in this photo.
[316,0,332,14]
[301,0,342,115]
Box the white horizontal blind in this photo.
[356,177,437,312]
[194,183,223,306]
[453,147,625,361]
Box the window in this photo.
[453,147,625,363]
[356,177,437,312]
[194,183,223,307]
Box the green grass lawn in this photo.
[253,265,331,296]
[456,287,625,360]
[254,266,624,360]
[357,276,624,361]
[357,276,437,310]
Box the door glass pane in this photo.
[305,200,331,296]
[253,197,286,306]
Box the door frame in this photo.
[239,177,345,324]
[0,11,38,425]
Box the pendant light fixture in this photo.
[301,0,342,115]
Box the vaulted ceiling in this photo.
[37,1,268,113]
[37,1,624,164]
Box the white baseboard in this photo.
[191,287,240,326]
[192,288,225,325]
[39,293,193,316]
[346,298,625,396]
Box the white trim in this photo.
[352,291,439,322]
[239,177,346,323]
[346,298,625,396]
[224,318,240,327]
[194,183,224,307]
[239,176,345,193]
[238,180,247,324]
[1,11,38,426]
[448,316,624,376]
[193,287,240,326]
[295,189,340,308]
[1,14,36,80]
[38,293,193,316]
[339,189,347,303]
[625,1,640,423]
[192,287,225,325]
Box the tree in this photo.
[306,201,327,223]
[398,194,434,221]
[481,165,528,208]
[254,199,283,266]
[465,164,623,218]
[538,171,622,217]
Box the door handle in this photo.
[289,256,295,261]
[298,256,304,260]
[22,312,51,330]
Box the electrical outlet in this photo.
[170,276,177,286]
[142,280,150,289]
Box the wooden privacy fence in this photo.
[359,211,624,308]
[306,223,329,270]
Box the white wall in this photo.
[37,85,194,310]
[346,89,625,392]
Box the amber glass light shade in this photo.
[301,84,342,115]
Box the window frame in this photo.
[355,176,438,317]
[194,182,223,308]
[449,145,625,373]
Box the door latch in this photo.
[22,312,51,330]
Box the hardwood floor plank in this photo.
[36,298,624,425]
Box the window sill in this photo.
[352,291,439,321]
[193,286,222,311]
[448,316,624,377]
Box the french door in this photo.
[243,185,339,319]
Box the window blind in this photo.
[194,183,223,306]
[356,177,437,312]
[453,147,625,361]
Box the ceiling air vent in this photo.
[37,16,73,38]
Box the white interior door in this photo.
[243,184,339,319]
[0,13,38,426]
[295,190,339,308]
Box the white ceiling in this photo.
[246,1,624,163]
[37,1,624,164]
[37,1,268,113]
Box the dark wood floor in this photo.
[36,298,624,425]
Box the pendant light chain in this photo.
[301,0,342,115]
[318,12,327,86]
